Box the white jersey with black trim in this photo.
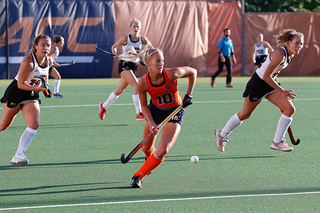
[256,47,290,80]
[15,53,50,84]
[122,35,143,62]
[51,45,59,61]
[255,43,268,56]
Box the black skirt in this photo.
[1,79,40,108]
[243,72,276,102]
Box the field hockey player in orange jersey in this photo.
[130,48,197,188]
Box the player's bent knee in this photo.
[283,106,295,117]
[155,148,168,159]
[27,122,39,130]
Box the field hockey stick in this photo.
[94,46,115,56]
[280,109,300,145]
[120,104,184,164]
[35,75,52,98]
[94,46,145,66]
[249,63,254,74]
[287,126,300,145]
[58,61,75,67]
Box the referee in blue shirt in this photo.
[211,28,237,88]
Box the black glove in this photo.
[183,94,193,108]
[44,88,52,98]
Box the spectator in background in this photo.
[251,33,274,73]
[210,28,236,88]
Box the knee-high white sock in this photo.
[274,114,292,143]
[220,113,243,138]
[132,94,141,115]
[103,91,119,109]
[54,79,61,94]
[16,127,37,155]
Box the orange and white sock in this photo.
[133,153,164,179]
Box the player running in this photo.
[215,29,304,152]
[130,48,197,188]
[0,34,52,166]
[99,18,152,121]
[48,35,64,98]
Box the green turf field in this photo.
[0,77,319,212]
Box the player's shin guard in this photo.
[132,94,141,115]
[220,113,243,138]
[134,153,164,179]
[54,79,61,94]
[103,92,119,108]
[274,114,292,143]
[16,127,37,155]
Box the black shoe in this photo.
[131,176,142,188]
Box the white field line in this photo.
[0,98,319,110]
[0,191,320,211]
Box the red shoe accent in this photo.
[99,102,107,120]
[210,79,215,88]
[226,83,234,88]
[136,112,145,121]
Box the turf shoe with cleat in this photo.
[226,83,234,88]
[210,79,215,88]
[10,154,29,166]
[215,129,229,152]
[53,93,64,98]
[131,176,142,188]
[136,112,145,122]
[270,141,293,152]
[99,102,107,120]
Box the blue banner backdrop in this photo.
[0,0,115,79]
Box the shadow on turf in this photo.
[0,154,275,170]
[7,123,128,129]
[0,182,128,197]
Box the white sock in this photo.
[54,79,61,94]
[103,91,119,109]
[220,113,243,138]
[132,94,141,115]
[16,127,37,155]
[273,114,292,143]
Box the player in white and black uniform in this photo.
[252,33,274,72]
[0,34,53,166]
[48,35,64,98]
[117,34,143,74]
[99,18,152,122]
[215,29,304,152]
[244,46,290,101]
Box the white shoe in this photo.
[215,129,228,152]
[10,154,29,166]
[270,141,293,152]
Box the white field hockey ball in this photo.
[191,155,199,163]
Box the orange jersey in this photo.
[146,68,181,109]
